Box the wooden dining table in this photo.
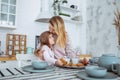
[0,66,82,80]
[0,61,120,80]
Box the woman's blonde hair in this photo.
[49,16,67,48]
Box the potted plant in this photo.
[52,0,68,15]
[52,0,61,15]
[113,9,120,45]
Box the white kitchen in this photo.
[0,0,120,80]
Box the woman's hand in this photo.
[55,59,63,66]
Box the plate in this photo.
[77,71,118,80]
[22,65,55,73]
[58,65,85,69]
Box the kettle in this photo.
[98,54,120,71]
[26,47,34,54]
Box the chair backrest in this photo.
[16,54,39,68]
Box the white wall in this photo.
[0,29,13,53]
[86,0,120,57]
[0,0,86,54]
[13,0,49,48]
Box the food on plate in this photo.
[66,62,72,66]
[65,62,84,67]
[76,63,84,67]
[72,63,77,66]
[60,58,85,67]
[60,58,67,65]
[81,58,89,65]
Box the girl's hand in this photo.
[55,59,63,66]
[34,49,45,60]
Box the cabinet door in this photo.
[0,0,17,29]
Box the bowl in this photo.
[32,60,48,69]
[85,65,99,70]
[85,65,107,78]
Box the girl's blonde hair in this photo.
[49,16,67,48]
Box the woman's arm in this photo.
[65,34,75,58]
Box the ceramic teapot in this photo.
[98,54,120,70]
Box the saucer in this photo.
[22,65,55,73]
[77,71,118,80]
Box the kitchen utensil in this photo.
[22,65,54,73]
[71,58,79,64]
[98,54,120,70]
[64,58,70,64]
[32,60,48,69]
[26,47,34,54]
[77,71,118,80]
[85,65,107,78]
[112,63,120,76]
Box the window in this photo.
[0,0,16,29]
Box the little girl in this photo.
[34,31,63,66]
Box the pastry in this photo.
[60,58,67,65]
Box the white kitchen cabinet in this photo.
[35,0,83,24]
[0,0,17,29]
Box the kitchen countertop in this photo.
[0,55,16,61]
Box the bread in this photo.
[81,58,89,65]
[60,58,67,65]
[76,63,84,67]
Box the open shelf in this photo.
[60,5,80,13]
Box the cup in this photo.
[21,41,24,45]
[112,63,120,76]
[89,57,99,64]
[64,58,70,64]
[9,51,12,55]
[9,35,13,40]
[9,41,13,45]
[71,58,79,64]
[16,41,19,45]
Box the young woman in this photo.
[35,31,63,66]
[49,16,75,59]
[37,16,75,59]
